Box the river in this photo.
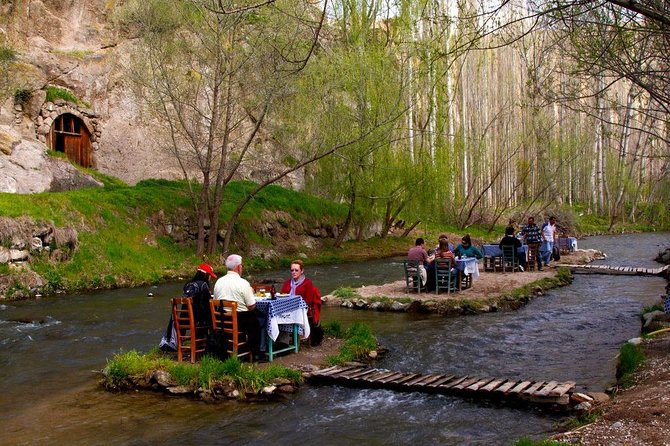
[1,233,668,445]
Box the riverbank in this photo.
[552,331,670,445]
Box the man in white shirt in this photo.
[541,216,558,267]
[213,254,262,359]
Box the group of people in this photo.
[162,254,322,362]
[407,234,484,291]
[407,215,562,288]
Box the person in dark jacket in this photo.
[184,263,217,328]
[499,227,526,270]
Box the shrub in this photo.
[14,88,32,106]
[45,86,88,106]
[326,322,377,365]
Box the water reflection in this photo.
[0,233,668,445]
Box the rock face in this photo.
[0,1,302,188]
[0,126,103,193]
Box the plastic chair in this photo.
[403,260,425,293]
[172,297,207,363]
[501,245,520,272]
[209,299,252,361]
[435,259,458,294]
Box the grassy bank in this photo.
[1,176,665,299]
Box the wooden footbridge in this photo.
[565,263,669,276]
[307,365,593,410]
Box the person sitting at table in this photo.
[454,234,483,259]
[212,254,263,360]
[407,237,434,287]
[280,259,323,346]
[499,226,527,270]
[435,237,457,265]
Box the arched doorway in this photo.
[47,113,92,167]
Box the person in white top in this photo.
[540,216,558,267]
[212,254,262,359]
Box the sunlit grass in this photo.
[326,322,377,366]
[104,350,302,394]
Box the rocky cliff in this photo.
[0,0,296,190]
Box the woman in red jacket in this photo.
[280,259,323,345]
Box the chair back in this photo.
[501,245,519,272]
[527,244,539,271]
[209,299,252,361]
[403,260,424,293]
[434,258,457,294]
[171,297,207,363]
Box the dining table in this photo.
[455,257,480,289]
[254,295,310,362]
[481,244,529,261]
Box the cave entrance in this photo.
[48,113,92,167]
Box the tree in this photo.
[120,0,327,255]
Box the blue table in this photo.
[255,295,310,362]
[481,244,529,260]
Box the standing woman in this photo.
[280,259,323,346]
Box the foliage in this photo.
[322,320,344,338]
[331,287,360,300]
[104,350,301,394]
[13,88,31,106]
[564,409,602,429]
[0,178,352,296]
[641,303,664,315]
[45,86,89,107]
[617,343,645,388]
[326,322,377,366]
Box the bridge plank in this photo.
[314,366,340,376]
[534,381,559,396]
[319,366,358,377]
[362,371,394,382]
[405,374,434,386]
[391,373,420,385]
[467,378,494,391]
[377,372,406,384]
[481,378,506,392]
[547,381,575,396]
[367,371,398,382]
[418,375,444,386]
[522,381,545,395]
[348,369,379,380]
[338,367,368,379]
[495,380,518,393]
[454,377,480,390]
[441,376,468,389]
[428,375,456,388]
[507,381,533,394]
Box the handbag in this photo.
[552,246,561,261]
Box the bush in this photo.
[326,322,377,365]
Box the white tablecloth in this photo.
[255,296,310,341]
[455,257,480,280]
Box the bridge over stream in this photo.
[566,264,669,276]
[307,365,594,411]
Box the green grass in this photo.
[331,287,360,300]
[564,409,602,429]
[617,343,646,388]
[326,322,377,366]
[46,85,89,107]
[104,350,302,395]
[0,178,355,297]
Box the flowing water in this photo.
[1,233,668,445]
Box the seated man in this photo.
[499,226,527,270]
[212,254,263,360]
[407,237,433,287]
